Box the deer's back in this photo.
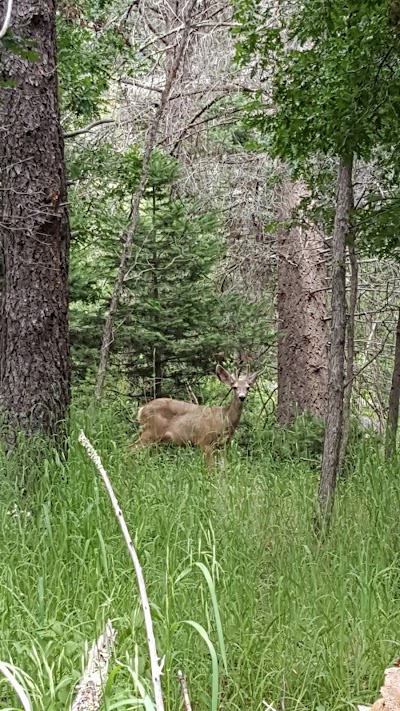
[139,398,230,447]
[138,398,200,423]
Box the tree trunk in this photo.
[0,0,70,442]
[277,180,328,424]
[154,351,163,398]
[385,307,400,460]
[152,247,162,399]
[318,155,353,523]
[339,236,357,474]
[152,189,162,399]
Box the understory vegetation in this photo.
[0,402,398,710]
[2,0,400,708]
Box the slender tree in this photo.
[234,0,400,523]
[339,237,358,474]
[318,157,353,516]
[0,0,71,442]
[385,307,400,460]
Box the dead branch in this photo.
[0,0,13,38]
[64,119,115,139]
[95,0,198,400]
[71,621,117,711]
[79,432,165,711]
[170,93,227,154]
[178,670,192,711]
[121,77,163,92]
[350,342,391,386]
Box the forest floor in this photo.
[0,404,399,710]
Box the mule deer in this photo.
[132,365,264,467]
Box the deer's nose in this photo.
[238,393,246,401]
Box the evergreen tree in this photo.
[68,146,269,397]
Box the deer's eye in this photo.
[233,384,238,389]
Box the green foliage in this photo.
[342,417,383,475]
[356,177,400,259]
[0,407,399,709]
[57,0,136,119]
[238,410,382,471]
[234,0,400,163]
[274,411,325,463]
[68,146,269,394]
[0,31,40,61]
[56,1,270,395]
[67,144,142,380]
[233,0,400,261]
[119,194,225,394]
[296,154,400,262]
[206,93,267,153]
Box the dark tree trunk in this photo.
[154,351,163,398]
[318,155,353,523]
[152,190,162,399]
[277,181,328,424]
[385,307,400,460]
[0,0,70,442]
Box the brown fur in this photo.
[131,365,263,467]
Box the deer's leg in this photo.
[217,450,226,470]
[202,446,216,471]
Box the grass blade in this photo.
[195,561,228,674]
[184,621,219,711]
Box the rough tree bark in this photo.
[318,155,354,523]
[277,181,328,424]
[0,0,70,441]
[385,307,400,460]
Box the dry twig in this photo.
[178,670,192,711]
[64,119,115,139]
[71,620,117,711]
[0,0,13,38]
[78,431,165,711]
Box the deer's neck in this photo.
[225,393,244,432]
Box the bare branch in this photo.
[121,77,163,93]
[0,0,12,39]
[178,671,193,711]
[64,119,115,139]
[170,93,227,154]
[95,0,198,400]
[138,22,186,52]
[79,432,165,711]
[347,334,391,387]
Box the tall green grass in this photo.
[0,404,399,710]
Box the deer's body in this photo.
[133,365,263,467]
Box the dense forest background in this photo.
[1,0,400,709]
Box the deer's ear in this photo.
[248,368,265,386]
[216,364,235,388]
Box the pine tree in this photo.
[68,147,269,396]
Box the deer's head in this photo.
[216,364,264,402]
